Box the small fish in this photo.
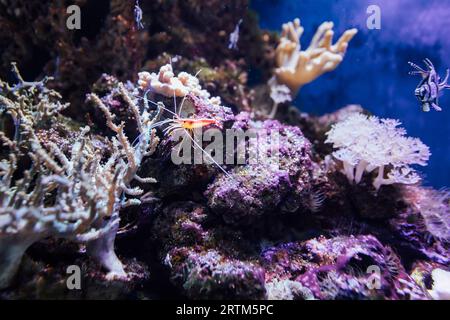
[134,0,144,30]
[228,19,243,50]
[409,58,450,112]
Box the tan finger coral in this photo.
[273,18,358,96]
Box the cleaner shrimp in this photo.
[134,89,232,178]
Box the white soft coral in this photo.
[325,113,430,190]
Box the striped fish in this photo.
[409,59,450,112]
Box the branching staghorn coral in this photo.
[0,63,69,139]
[0,67,160,288]
[325,113,430,191]
[87,83,161,194]
[272,18,357,97]
[0,128,126,288]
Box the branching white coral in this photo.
[273,18,357,96]
[0,129,125,286]
[0,71,160,288]
[0,63,69,141]
[325,113,430,190]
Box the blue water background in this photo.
[252,0,450,188]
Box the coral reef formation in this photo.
[0,1,448,300]
[206,112,313,225]
[262,235,428,299]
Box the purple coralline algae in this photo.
[166,248,266,300]
[261,235,429,300]
[151,201,267,299]
[206,112,313,225]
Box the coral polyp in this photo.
[0,0,448,301]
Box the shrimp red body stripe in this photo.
[175,118,221,130]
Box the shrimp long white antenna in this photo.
[138,90,180,118]
[169,57,178,115]
[181,127,233,179]
[178,95,188,117]
[155,101,180,118]
[173,88,178,115]
[130,118,173,146]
